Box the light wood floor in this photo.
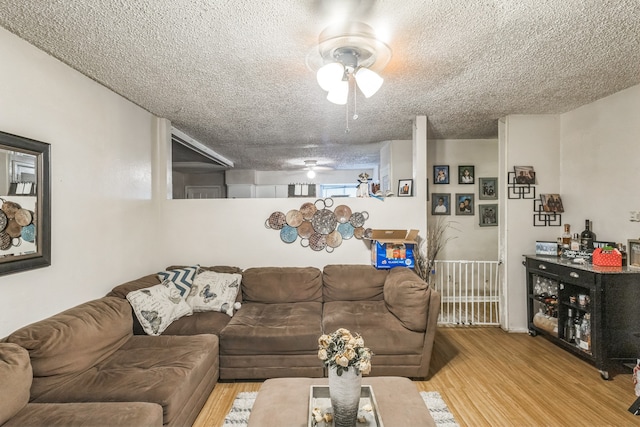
[193,327,637,427]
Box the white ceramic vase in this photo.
[328,365,362,427]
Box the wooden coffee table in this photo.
[247,376,436,427]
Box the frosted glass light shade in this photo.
[354,67,383,98]
[317,62,345,92]
[326,80,349,105]
[307,170,316,179]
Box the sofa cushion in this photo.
[157,265,198,297]
[5,402,163,427]
[241,267,323,303]
[322,264,389,302]
[323,301,425,355]
[161,310,232,336]
[126,280,193,336]
[187,270,242,316]
[220,302,323,354]
[5,297,132,381]
[383,267,429,332]
[32,334,219,427]
[0,343,31,425]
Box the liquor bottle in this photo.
[564,309,575,343]
[580,219,596,251]
[579,313,591,352]
[574,314,582,348]
[571,233,580,251]
[562,224,571,248]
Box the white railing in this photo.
[432,260,502,326]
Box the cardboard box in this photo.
[369,229,419,269]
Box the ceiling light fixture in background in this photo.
[315,22,391,106]
[304,160,317,179]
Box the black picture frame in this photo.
[458,165,475,184]
[479,204,498,227]
[455,193,474,215]
[0,131,51,276]
[398,179,413,197]
[433,165,449,184]
[479,177,498,200]
[431,193,451,215]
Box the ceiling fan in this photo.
[303,160,334,178]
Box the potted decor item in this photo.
[318,328,373,427]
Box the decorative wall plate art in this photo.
[265,198,369,252]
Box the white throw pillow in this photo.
[186,271,242,316]
[126,280,193,336]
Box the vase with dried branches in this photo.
[414,217,458,284]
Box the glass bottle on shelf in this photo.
[579,313,591,352]
[562,224,571,248]
[564,309,575,343]
[574,313,582,348]
[571,233,580,251]
[580,219,596,251]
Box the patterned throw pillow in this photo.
[186,271,242,316]
[157,265,198,297]
[126,280,193,336]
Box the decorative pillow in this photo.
[157,265,198,297]
[186,271,242,316]
[126,280,193,336]
[383,267,429,332]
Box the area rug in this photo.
[223,390,459,426]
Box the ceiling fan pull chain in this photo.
[345,77,350,133]
[353,76,358,120]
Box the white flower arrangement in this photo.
[317,328,373,376]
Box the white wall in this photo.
[427,139,500,261]
[501,115,561,331]
[502,84,640,332]
[560,84,640,243]
[0,27,160,337]
[154,119,429,270]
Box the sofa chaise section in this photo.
[3,297,218,427]
[0,342,163,427]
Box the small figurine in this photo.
[356,172,371,198]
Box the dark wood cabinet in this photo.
[524,255,640,379]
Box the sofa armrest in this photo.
[383,267,430,332]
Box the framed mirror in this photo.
[0,131,51,276]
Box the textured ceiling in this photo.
[0,0,639,171]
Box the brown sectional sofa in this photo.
[0,263,439,426]
[109,264,441,380]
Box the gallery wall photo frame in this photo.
[513,165,536,184]
[540,193,564,212]
[433,165,449,184]
[479,177,498,200]
[479,204,498,227]
[455,193,474,215]
[398,179,413,197]
[458,165,475,184]
[431,193,451,215]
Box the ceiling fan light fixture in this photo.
[354,67,383,98]
[313,21,391,104]
[317,62,345,92]
[307,170,316,179]
[326,79,349,105]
